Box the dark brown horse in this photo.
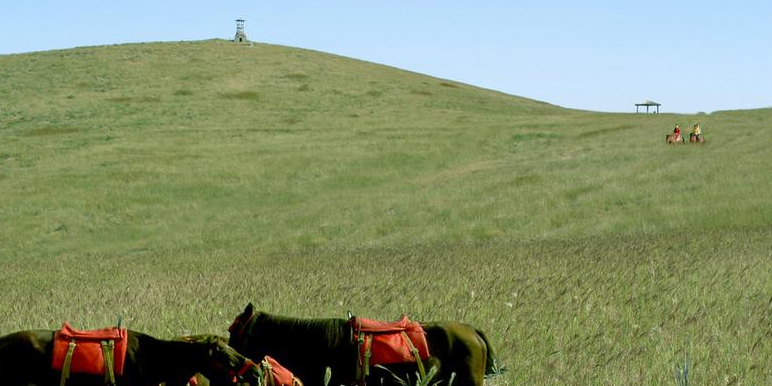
[172,335,304,386]
[227,303,499,386]
[0,329,264,386]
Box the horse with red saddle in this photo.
[666,133,684,144]
[227,303,500,386]
[0,323,266,386]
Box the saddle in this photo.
[259,355,303,386]
[348,314,430,382]
[51,322,129,386]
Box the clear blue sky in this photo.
[2,1,771,113]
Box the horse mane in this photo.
[254,312,349,347]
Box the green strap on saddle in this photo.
[355,331,426,383]
[261,358,275,386]
[400,331,426,379]
[354,332,373,383]
[101,340,116,385]
[354,330,364,382]
[362,334,373,380]
[60,340,77,386]
[58,339,117,386]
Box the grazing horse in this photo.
[0,329,264,386]
[173,335,304,386]
[666,134,684,144]
[227,303,499,386]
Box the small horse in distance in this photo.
[0,328,264,386]
[227,303,500,386]
[666,133,684,144]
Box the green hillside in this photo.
[3,40,769,258]
[2,40,772,385]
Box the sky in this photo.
[1,1,771,113]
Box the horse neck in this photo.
[141,336,209,383]
[251,313,349,352]
[242,314,351,364]
[239,313,351,383]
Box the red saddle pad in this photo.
[51,322,129,376]
[262,355,302,386]
[355,316,413,333]
[351,316,430,365]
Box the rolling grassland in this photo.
[1,40,771,385]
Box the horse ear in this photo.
[244,302,255,316]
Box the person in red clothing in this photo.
[673,124,682,142]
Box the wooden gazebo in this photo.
[635,100,661,114]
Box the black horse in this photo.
[227,303,499,386]
[0,329,264,386]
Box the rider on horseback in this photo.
[690,124,702,141]
[673,124,682,142]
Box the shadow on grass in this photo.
[577,124,637,138]
[283,73,309,81]
[220,91,260,101]
[106,96,161,103]
[23,127,79,137]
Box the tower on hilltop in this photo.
[234,19,248,43]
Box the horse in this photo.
[172,335,304,386]
[689,133,705,143]
[0,329,264,386]
[666,134,684,144]
[227,303,500,386]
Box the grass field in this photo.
[1,40,772,385]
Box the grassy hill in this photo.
[2,40,772,385]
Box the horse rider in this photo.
[673,124,682,142]
[690,124,702,141]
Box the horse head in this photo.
[228,303,260,354]
[182,335,262,386]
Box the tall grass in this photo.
[373,365,447,386]
[2,231,771,385]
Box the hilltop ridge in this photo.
[0,39,561,134]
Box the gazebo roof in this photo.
[635,100,661,106]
